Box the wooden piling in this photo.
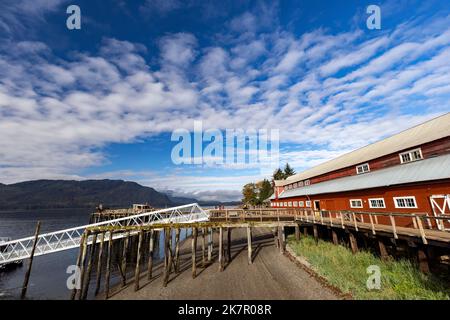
[21,221,41,300]
[277,226,285,253]
[218,227,224,272]
[331,229,339,245]
[174,228,180,273]
[163,227,171,287]
[207,227,213,262]
[349,232,358,254]
[247,226,252,264]
[295,224,300,241]
[202,227,206,267]
[274,228,279,248]
[378,237,389,261]
[71,232,85,300]
[77,230,90,300]
[94,232,105,296]
[120,231,130,287]
[81,232,97,300]
[192,227,198,278]
[417,247,430,273]
[134,230,144,291]
[105,231,113,299]
[313,225,319,244]
[227,227,232,262]
[147,229,154,280]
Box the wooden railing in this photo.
[208,208,450,244]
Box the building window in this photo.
[305,200,311,207]
[298,181,304,187]
[288,201,292,207]
[284,202,287,207]
[304,180,310,186]
[293,183,298,188]
[399,148,423,164]
[394,196,417,208]
[369,198,386,208]
[299,201,304,207]
[356,163,370,174]
[293,201,298,207]
[350,199,363,208]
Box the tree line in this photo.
[241,163,296,207]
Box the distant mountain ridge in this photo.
[0,179,175,210]
[0,179,240,210]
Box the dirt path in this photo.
[110,227,339,300]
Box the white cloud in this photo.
[1,7,449,200]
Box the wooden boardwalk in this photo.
[109,227,339,300]
[209,208,450,247]
[67,207,449,300]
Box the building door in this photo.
[314,200,321,211]
[429,195,450,231]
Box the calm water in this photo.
[0,208,192,300]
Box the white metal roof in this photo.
[277,153,450,199]
[283,112,450,186]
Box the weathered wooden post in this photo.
[331,229,338,245]
[105,231,114,299]
[202,227,206,267]
[349,232,358,254]
[273,228,279,248]
[77,230,90,300]
[295,224,300,241]
[247,226,252,264]
[227,227,232,262]
[168,227,174,273]
[81,232,98,300]
[313,225,319,244]
[134,230,144,291]
[147,229,155,280]
[207,227,213,262]
[21,221,41,300]
[378,237,389,261]
[163,227,171,287]
[278,226,285,253]
[218,227,224,272]
[94,232,105,296]
[120,231,130,287]
[71,232,85,300]
[174,228,180,273]
[417,246,430,273]
[192,227,198,278]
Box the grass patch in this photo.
[287,235,450,300]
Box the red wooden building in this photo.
[270,113,450,230]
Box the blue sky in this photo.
[0,0,449,201]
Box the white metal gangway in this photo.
[0,203,209,265]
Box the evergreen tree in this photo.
[272,168,285,181]
[258,179,273,202]
[283,163,296,177]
